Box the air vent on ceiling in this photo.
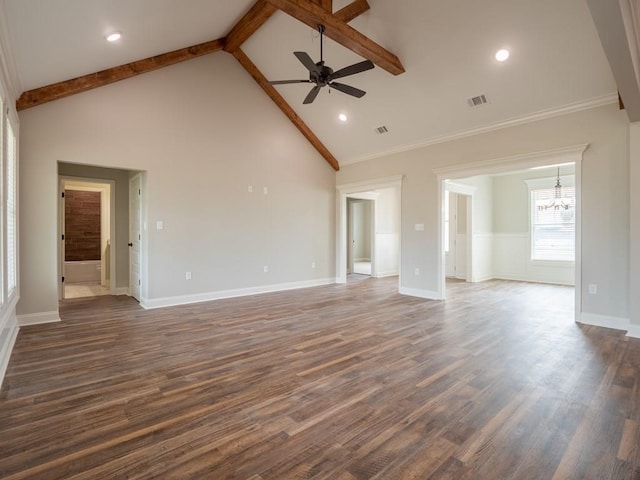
[375,125,389,135]
[468,94,488,107]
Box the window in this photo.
[529,175,575,262]
[6,118,16,294]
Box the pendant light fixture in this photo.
[543,167,572,210]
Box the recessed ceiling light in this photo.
[106,32,122,42]
[338,113,348,122]
[495,49,510,62]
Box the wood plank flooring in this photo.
[2,277,640,479]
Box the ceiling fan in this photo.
[268,25,374,105]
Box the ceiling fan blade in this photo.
[331,60,374,80]
[269,80,312,85]
[303,85,322,104]
[329,82,366,98]
[294,51,320,74]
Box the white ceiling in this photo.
[2,0,618,165]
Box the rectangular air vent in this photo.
[375,125,389,134]
[468,94,488,107]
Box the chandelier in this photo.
[541,167,572,211]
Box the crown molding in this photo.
[341,93,617,167]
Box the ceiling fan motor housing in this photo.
[311,62,334,86]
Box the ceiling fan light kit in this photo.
[268,24,374,104]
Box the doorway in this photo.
[347,197,374,276]
[58,162,144,303]
[129,174,142,302]
[444,191,472,281]
[435,145,585,322]
[336,176,402,285]
[59,178,115,299]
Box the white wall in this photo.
[630,122,640,335]
[374,187,400,277]
[18,52,336,315]
[453,176,493,282]
[337,104,630,323]
[492,166,575,285]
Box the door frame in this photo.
[336,175,403,284]
[129,173,142,302]
[347,196,376,276]
[434,144,587,322]
[444,183,475,282]
[58,176,116,299]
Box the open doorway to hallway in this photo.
[337,178,402,285]
[61,179,113,299]
[58,162,142,301]
[347,197,374,276]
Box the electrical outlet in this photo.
[263,186,268,195]
[263,265,269,273]
[248,185,253,193]
[588,284,597,295]
[185,272,192,280]
[311,262,316,269]
[414,267,420,276]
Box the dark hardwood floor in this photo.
[1,277,639,479]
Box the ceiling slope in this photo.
[586,0,640,121]
[232,48,339,170]
[265,0,404,75]
[16,39,225,110]
[223,0,277,53]
[13,0,402,171]
[5,0,617,167]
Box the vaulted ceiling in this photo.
[2,0,621,170]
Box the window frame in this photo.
[5,111,17,299]
[526,174,576,264]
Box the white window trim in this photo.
[6,116,16,298]
[525,174,576,264]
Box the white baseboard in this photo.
[0,325,18,389]
[579,312,629,332]
[471,274,494,283]
[17,311,61,326]
[375,271,399,278]
[140,278,337,310]
[399,286,443,300]
[113,287,129,296]
[493,273,574,286]
[626,324,640,338]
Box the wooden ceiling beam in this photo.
[265,0,404,75]
[231,48,339,171]
[334,0,370,23]
[223,0,277,53]
[17,38,225,110]
[320,0,333,12]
